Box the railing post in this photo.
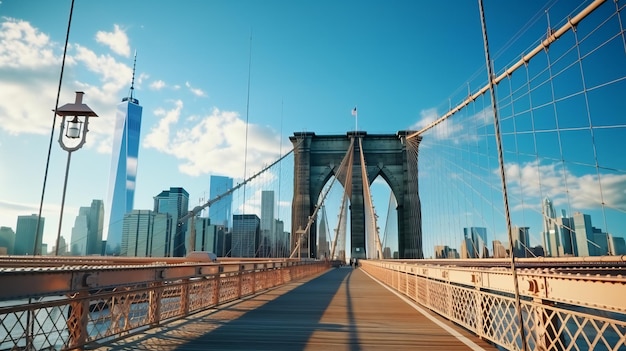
[533,298,561,351]
[66,290,89,350]
[149,281,163,326]
[476,286,486,340]
[252,266,257,295]
[237,265,244,299]
[181,278,190,317]
[213,270,221,305]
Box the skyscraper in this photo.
[232,214,260,257]
[609,235,626,255]
[542,197,561,257]
[105,56,143,255]
[0,226,15,255]
[70,207,89,255]
[154,187,189,257]
[260,190,275,257]
[317,205,330,258]
[511,226,531,258]
[70,199,105,256]
[572,212,593,257]
[14,214,44,255]
[192,217,219,253]
[208,175,233,228]
[87,200,105,255]
[121,209,170,257]
[462,227,488,258]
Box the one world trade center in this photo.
[105,55,143,255]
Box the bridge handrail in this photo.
[361,259,626,351]
[0,259,329,350]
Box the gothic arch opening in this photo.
[290,131,423,259]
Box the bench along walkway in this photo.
[95,266,495,351]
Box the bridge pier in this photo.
[290,131,423,259]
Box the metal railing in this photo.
[0,259,328,350]
[361,259,626,351]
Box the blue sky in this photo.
[1,0,624,256]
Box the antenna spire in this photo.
[129,50,137,100]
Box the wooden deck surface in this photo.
[95,267,495,351]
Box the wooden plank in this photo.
[95,267,495,350]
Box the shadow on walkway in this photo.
[169,267,353,350]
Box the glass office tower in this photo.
[208,175,233,228]
[105,91,143,255]
[154,187,189,257]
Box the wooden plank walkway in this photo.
[95,267,495,351]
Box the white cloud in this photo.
[185,81,206,97]
[0,18,56,69]
[150,80,166,90]
[143,103,284,178]
[412,108,463,141]
[95,24,130,57]
[143,100,183,152]
[412,106,493,143]
[505,160,626,212]
[0,18,63,135]
[0,18,134,153]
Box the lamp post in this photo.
[54,91,98,255]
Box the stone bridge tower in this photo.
[290,131,423,259]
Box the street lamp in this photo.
[54,91,98,255]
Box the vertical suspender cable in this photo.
[242,32,252,214]
[33,0,75,256]
[477,1,527,350]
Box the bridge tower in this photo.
[290,131,423,259]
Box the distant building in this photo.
[542,197,561,257]
[14,214,44,255]
[275,219,289,257]
[215,227,230,257]
[231,214,260,257]
[511,226,531,258]
[0,226,15,254]
[70,199,105,256]
[383,246,392,259]
[529,245,545,257]
[52,236,68,256]
[592,228,610,256]
[121,210,171,257]
[434,245,459,259]
[191,217,220,253]
[609,235,626,255]
[555,211,574,256]
[492,240,507,258]
[317,205,330,259]
[71,208,89,255]
[462,227,488,258]
[572,212,593,256]
[154,187,189,257]
[260,191,275,257]
[208,175,233,228]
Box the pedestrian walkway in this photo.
[95,266,495,350]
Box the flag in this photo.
[351,107,357,117]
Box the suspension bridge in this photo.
[1,0,626,350]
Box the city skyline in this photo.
[1,1,624,257]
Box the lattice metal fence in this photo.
[361,259,626,351]
[0,260,327,350]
